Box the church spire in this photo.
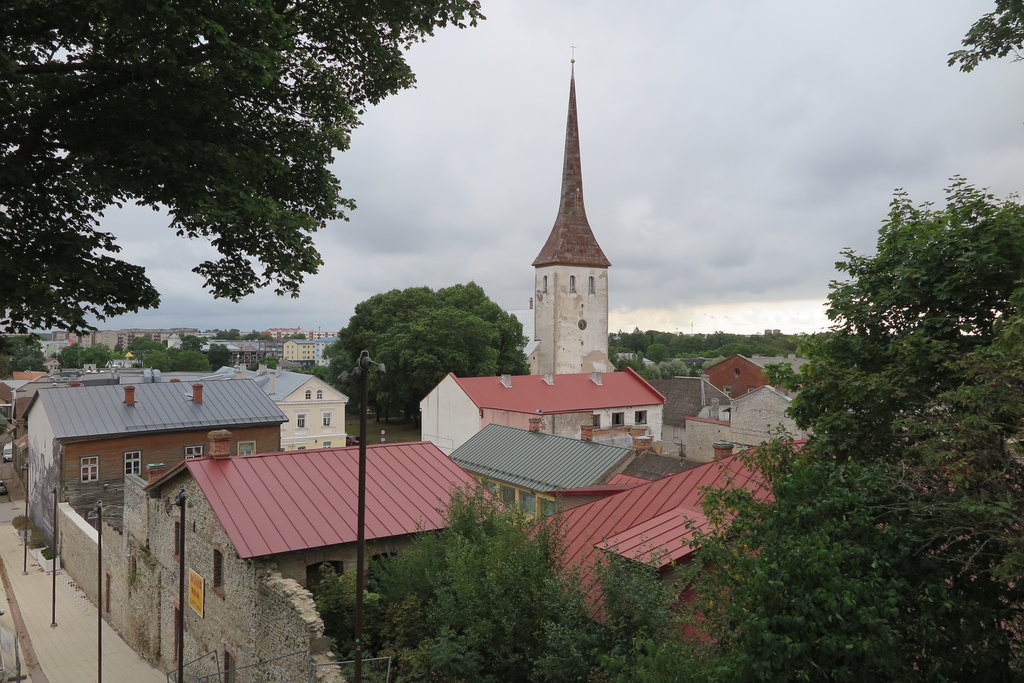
[532,62,611,269]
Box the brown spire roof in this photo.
[532,65,611,269]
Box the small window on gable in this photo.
[316,389,323,399]
[588,276,595,294]
[305,389,312,400]
[724,386,732,397]
[569,275,576,293]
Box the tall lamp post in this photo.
[51,485,58,628]
[174,489,187,683]
[91,500,103,683]
[348,350,384,683]
[21,463,28,575]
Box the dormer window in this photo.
[569,275,576,293]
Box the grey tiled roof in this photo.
[32,380,287,440]
[450,423,632,492]
[648,377,730,427]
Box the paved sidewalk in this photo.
[0,490,167,683]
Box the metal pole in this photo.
[51,485,58,627]
[176,489,187,683]
[21,463,28,575]
[354,352,369,683]
[95,500,103,683]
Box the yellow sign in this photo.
[188,569,204,617]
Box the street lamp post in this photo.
[51,485,57,628]
[21,463,28,575]
[92,500,103,683]
[349,350,384,683]
[174,489,187,683]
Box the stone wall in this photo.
[684,418,732,463]
[730,388,808,448]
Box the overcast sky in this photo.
[94,1,1024,336]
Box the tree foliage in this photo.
[785,179,1024,459]
[321,487,683,683]
[686,439,1024,682]
[0,0,484,333]
[684,181,1024,679]
[0,335,45,377]
[330,282,528,419]
[950,0,1024,71]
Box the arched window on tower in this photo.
[569,275,576,293]
[588,276,595,294]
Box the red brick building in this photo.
[703,354,808,398]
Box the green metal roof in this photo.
[450,423,632,492]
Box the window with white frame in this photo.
[81,456,99,482]
[185,445,204,459]
[634,410,647,425]
[322,441,332,447]
[322,411,333,427]
[124,450,141,476]
[305,389,312,400]
[296,413,307,429]
[316,389,323,399]
[237,441,255,455]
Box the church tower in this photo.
[532,62,611,375]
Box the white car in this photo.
[2,443,11,462]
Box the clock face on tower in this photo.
[578,319,587,330]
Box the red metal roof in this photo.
[453,367,664,414]
[185,442,477,559]
[606,473,648,486]
[558,454,769,587]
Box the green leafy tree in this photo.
[0,1,484,334]
[57,343,82,369]
[645,342,670,363]
[169,350,211,372]
[179,335,203,353]
[142,349,171,371]
[333,282,527,420]
[686,439,1024,682]
[207,344,231,369]
[79,344,112,367]
[786,179,1024,460]
[950,1,1024,71]
[0,336,45,376]
[355,487,682,683]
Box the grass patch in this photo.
[345,416,421,444]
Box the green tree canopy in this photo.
[950,0,1024,72]
[0,0,483,334]
[0,336,45,376]
[330,282,528,419]
[207,344,231,369]
[786,179,1024,460]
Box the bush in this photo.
[12,515,29,531]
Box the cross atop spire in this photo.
[532,63,610,269]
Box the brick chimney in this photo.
[192,383,203,403]
[146,463,167,483]
[713,441,734,460]
[580,424,594,441]
[124,385,136,405]
[528,416,542,432]
[208,429,232,459]
[69,381,82,388]
[170,378,181,383]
